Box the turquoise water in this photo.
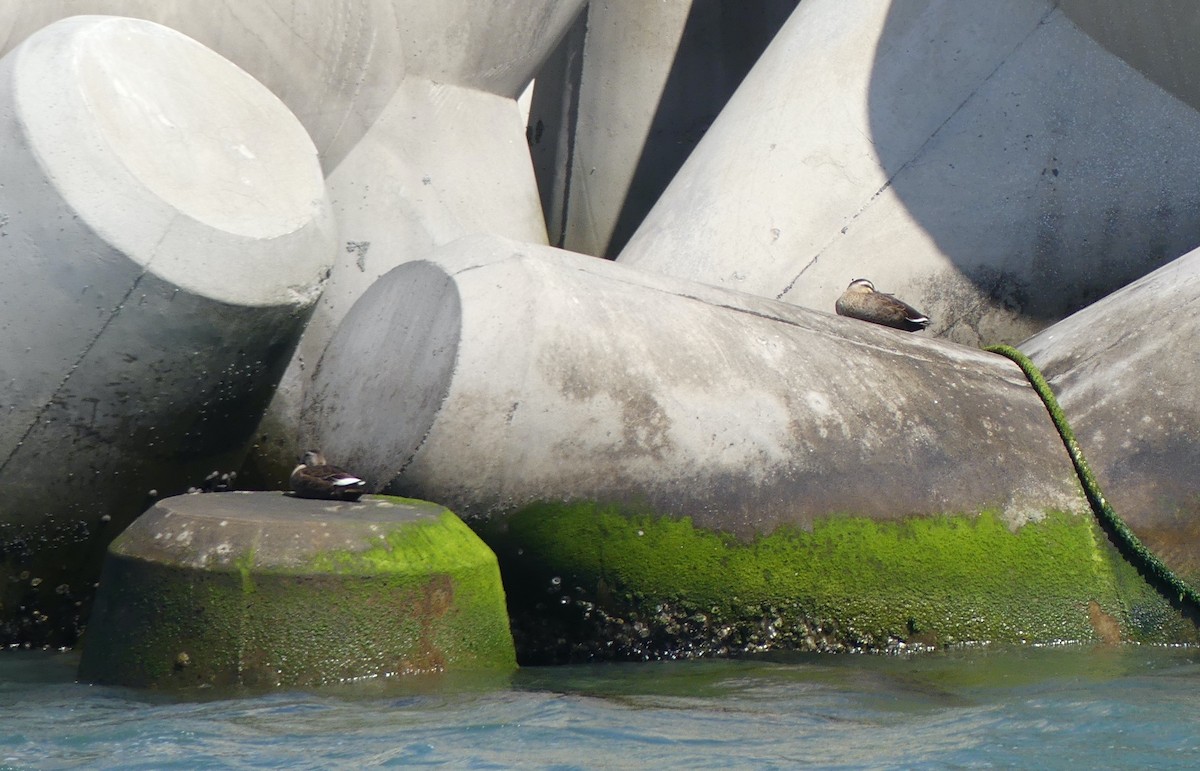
[3,645,1199,769]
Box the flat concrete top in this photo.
[111,492,467,569]
[153,491,444,525]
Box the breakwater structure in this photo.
[2,2,1200,681]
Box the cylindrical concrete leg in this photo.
[245,0,589,486]
[617,0,1200,347]
[0,16,335,646]
[1022,246,1200,592]
[297,234,1165,659]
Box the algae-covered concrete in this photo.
[79,492,515,689]
[293,234,1172,658]
[1020,246,1200,587]
[485,503,1189,662]
[303,235,1082,529]
[0,17,334,646]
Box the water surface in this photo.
[3,645,1198,768]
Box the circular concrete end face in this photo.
[78,492,515,689]
[10,15,333,306]
[0,16,336,648]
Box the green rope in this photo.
[986,344,1200,609]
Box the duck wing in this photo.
[881,292,930,329]
[291,464,367,500]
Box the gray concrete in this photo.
[1061,0,1200,115]
[79,492,515,688]
[1,2,584,173]
[250,3,586,485]
[0,2,407,173]
[1021,245,1200,579]
[0,16,334,645]
[301,234,1084,533]
[528,0,798,257]
[617,0,1200,347]
[254,80,553,482]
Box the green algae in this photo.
[79,496,515,689]
[235,548,257,595]
[484,501,1139,661]
[987,344,1200,619]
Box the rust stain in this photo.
[1087,600,1122,645]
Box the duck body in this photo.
[835,278,930,332]
[289,450,367,501]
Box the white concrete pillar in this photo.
[529,0,798,257]
[618,0,1200,347]
[250,1,587,483]
[0,16,334,645]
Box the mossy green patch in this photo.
[483,502,1150,662]
[79,496,515,689]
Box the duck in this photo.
[289,450,367,501]
[835,278,930,332]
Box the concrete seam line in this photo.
[0,208,177,472]
[776,4,1061,303]
[986,343,1200,616]
[0,269,151,473]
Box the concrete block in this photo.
[528,0,798,257]
[305,235,1080,526]
[1021,246,1200,584]
[617,0,1200,347]
[0,16,334,646]
[79,493,515,688]
[251,0,587,482]
[295,234,1156,657]
[0,2,408,172]
[2,2,585,173]
[249,79,556,486]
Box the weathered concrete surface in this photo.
[79,492,515,688]
[617,0,1200,347]
[1061,0,1200,115]
[249,3,586,485]
[528,0,799,257]
[289,234,1177,658]
[0,2,406,172]
[251,79,553,485]
[0,17,334,646]
[1,2,584,172]
[302,236,1084,529]
[1021,245,1200,584]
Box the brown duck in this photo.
[289,450,367,501]
[835,278,930,332]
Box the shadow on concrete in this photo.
[531,0,798,258]
[866,0,1200,334]
[605,0,801,258]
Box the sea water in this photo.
[2,644,1199,769]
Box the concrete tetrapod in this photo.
[617,0,1200,347]
[78,492,515,689]
[0,17,335,646]
[528,0,798,257]
[1020,245,1200,609]
[248,0,587,486]
[300,234,1184,661]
